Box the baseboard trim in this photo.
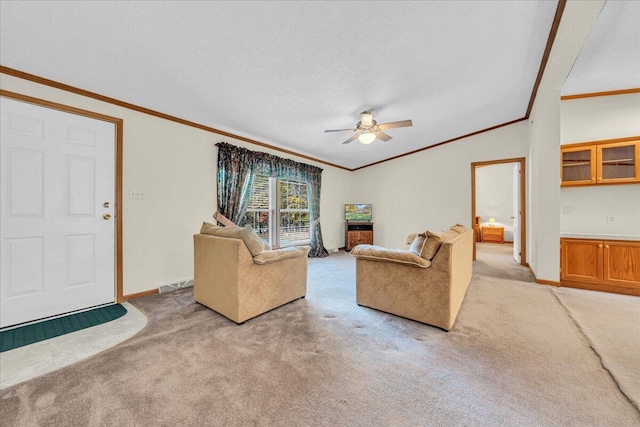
[526,263,561,287]
[526,263,639,296]
[536,278,561,287]
[560,280,640,297]
[123,289,158,301]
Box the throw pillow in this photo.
[421,231,445,260]
[247,226,266,255]
[406,233,419,245]
[440,229,459,241]
[200,223,265,256]
[450,224,467,234]
[409,233,427,256]
[213,211,236,227]
[200,221,221,234]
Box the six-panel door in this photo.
[0,97,116,327]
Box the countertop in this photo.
[560,233,640,241]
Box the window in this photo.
[244,175,310,248]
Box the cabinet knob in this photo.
[605,245,609,248]
[598,244,603,248]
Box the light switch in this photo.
[129,189,145,200]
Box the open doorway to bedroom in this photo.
[471,157,527,266]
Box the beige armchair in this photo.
[194,233,309,324]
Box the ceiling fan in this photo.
[324,109,413,145]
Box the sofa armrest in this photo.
[253,245,311,265]
[351,245,432,268]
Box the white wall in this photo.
[351,121,530,249]
[525,0,604,282]
[476,163,515,241]
[560,92,640,236]
[0,73,354,296]
[528,89,561,281]
[561,93,640,143]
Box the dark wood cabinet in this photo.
[345,222,373,251]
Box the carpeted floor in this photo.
[1,244,638,426]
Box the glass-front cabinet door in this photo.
[561,146,596,186]
[597,141,640,184]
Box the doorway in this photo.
[471,157,526,266]
[0,91,123,328]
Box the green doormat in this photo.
[0,304,127,353]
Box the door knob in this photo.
[103,214,111,220]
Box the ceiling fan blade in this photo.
[375,131,392,142]
[342,134,360,145]
[378,120,413,130]
[324,128,355,133]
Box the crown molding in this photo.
[560,88,640,100]
[0,65,350,172]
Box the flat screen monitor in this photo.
[345,204,372,221]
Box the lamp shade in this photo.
[358,132,376,145]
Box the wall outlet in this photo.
[563,207,572,215]
[606,215,616,224]
[129,189,145,200]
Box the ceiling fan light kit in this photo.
[324,109,413,145]
[358,132,376,145]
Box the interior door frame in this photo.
[471,157,527,265]
[1,89,125,303]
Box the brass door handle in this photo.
[103,202,110,208]
[103,214,112,220]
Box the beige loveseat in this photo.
[194,223,310,324]
[351,227,473,331]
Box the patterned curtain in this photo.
[215,142,329,257]
[304,167,329,258]
[216,142,256,225]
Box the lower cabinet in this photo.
[345,222,374,251]
[560,238,640,295]
[346,230,373,251]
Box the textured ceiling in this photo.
[562,0,640,96]
[0,1,560,169]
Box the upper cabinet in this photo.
[561,138,640,187]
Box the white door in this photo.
[1,97,115,328]
[512,163,521,264]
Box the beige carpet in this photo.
[554,286,640,409]
[1,246,639,426]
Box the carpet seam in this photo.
[550,288,640,415]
